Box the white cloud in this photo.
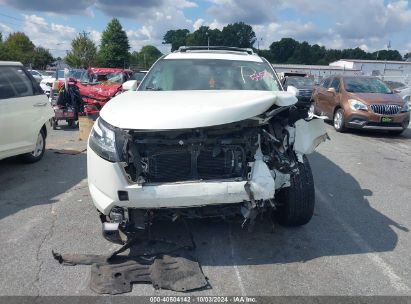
[193,18,205,30]
[22,15,77,56]
[0,23,13,35]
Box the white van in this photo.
[0,61,54,163]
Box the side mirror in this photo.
[122,80,138,91]
[393,89,401,94]
[327,87,336,94]
[287,85,299,96]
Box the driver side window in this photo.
[330,78,340,92]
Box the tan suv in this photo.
[311,75,410,134]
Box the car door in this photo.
[0,65,51,160]
[314,77,331,115]
[323,77,341,117]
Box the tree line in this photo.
[163,23,407,64]
[1,19,409,71]
[0,32,54,69]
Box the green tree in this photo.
[130,45,163,69]
[4,32,35,65]
[32,47,53,69]
[221,22,256,48]
[269,38,299,63]
[163,29,190,51]
[65,31,97,68]
[99,18,130,68]
[186,26,223,47]
[372,49,402,61]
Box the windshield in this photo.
[70,70,84,80]
[344,77,392,94]
[385,81,406,90]
[80,72,124,84]
[140,59,281,91]
[286,77,314,88]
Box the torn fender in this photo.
[293,118,328,155]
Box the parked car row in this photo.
[0,61,54,163]
[310,76,410,134]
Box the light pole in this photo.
[257,37,263,53]
[206,32,210,49]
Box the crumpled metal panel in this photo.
[53,250,208,294]
[89,252,207,294]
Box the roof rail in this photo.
[177,46,255,55]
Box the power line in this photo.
[0,12,52,27]
[0,19,22,27]
[0,12,24,22]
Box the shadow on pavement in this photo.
[186,151,408,266]
[0,148,86,221]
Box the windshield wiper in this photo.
[145,86,162,91]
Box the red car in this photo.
[77,67,133,116]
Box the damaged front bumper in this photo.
[88,146,278,215]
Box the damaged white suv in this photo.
[87,46,327,243]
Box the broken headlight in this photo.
[89,118,120,162]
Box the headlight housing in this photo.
[348,99,368,111]
[89,118,120,162]
[401,101,410,112]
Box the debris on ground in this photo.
[52,220,209,294]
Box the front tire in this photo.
[275,156,315,226]
[20,130,46,163]
[333,108,346,132]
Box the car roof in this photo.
[164,46,263,63]
[165,52,263,62]
[0,61,23,66]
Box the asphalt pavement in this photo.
[1,122,411,296]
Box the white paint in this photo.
[88,146,276,214]
[228,224,246,296]
[248,147,275,200]
[0,63,54,160]
[294,119,328,155]
[100,90,297,130]
[316,187,410,293]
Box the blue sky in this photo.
[0,0,410,57]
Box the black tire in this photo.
[20,130,46,163]
[275,156,315,226]
[389,129,406,136]
[333,108,346,132]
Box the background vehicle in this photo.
[282,75,315,108]
[48,69,85,102]
[385,81,411,105]
[311,75,410,134]
[87,46,327,243]
[77,67,132,116]
[28,69,44,83]
[0,61,54,163]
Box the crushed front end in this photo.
[87,106,327,242]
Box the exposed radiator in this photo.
[146,146,245,183]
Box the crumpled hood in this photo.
[78,83,121,100]
[100,90,296,130]
[349,92,404,105]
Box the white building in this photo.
[271,64,362,83]
[330,59,411,84]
